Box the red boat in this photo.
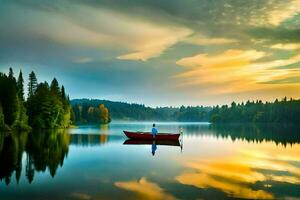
[123,131,180,140]
[124,139,180,146]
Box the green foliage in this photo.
[210,98,300,123]
[28,71,37,98]
[8,68,14,80]
[27,80,71,129]
[72,98,300,124]
[0,104,5,129]
[50,78,60,96]
[0,105,3,125]
[0,68,72,130]
[71,99,211,122]
[0,72,18,126]
[17,70,24,101]
[11,95,30,131]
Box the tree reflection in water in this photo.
[0,129,70,185]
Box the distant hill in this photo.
[70,99,211,121]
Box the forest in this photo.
[71,99,212,122]
[72,98,300,124]
[0,68,111,131]
[210,98,300,123]
[0,68,73,131]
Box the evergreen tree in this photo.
[61,85,66,99]
[12,95,30,131]
[50,78,60,96]
[8,68,14,80]
[17,70,24,101]
[0,73,18,126]
[0,68,72,130]
[27,82,52,128]
[27,76,71,128]
[0,104,5,129]
[28,71,37,98]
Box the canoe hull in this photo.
[124,139,180,146]
[123,131,180,140]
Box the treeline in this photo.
[72,103,111,124]
[71,99,211,122]
[72,98,300,124]
[210,98,300,123]
[0,68,73,131]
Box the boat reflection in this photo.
[123,139,181,156]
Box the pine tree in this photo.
[61,85,66,99]
[0,72,18,126]
[8,68,14,80]
[50,78,60,96]
[0,103,4,129]
[28,71,37,98]
[17,70,24,101]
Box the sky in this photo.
[1,0,300,107]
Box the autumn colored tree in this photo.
[99,104,110,124]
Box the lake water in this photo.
[1,122,300,200]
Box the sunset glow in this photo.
[1,0,300,106]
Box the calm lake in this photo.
[1,122,300,200]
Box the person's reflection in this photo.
[151,140,157,156]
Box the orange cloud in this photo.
[175,141,300,199]
[115,177,177,200]
[271,43,300,50]
[177,172,273,199]
[175,49,300,95]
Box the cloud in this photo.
[1,2,192,62]
[266,0,300,26]
[115,177,177,200]
[175,49,300,95]
[116,26,192,61]
[271,43,300,50]
[183,34,238,46]
[2,0,300,105]
[176,49,266,68]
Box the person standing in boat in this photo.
[152,123,158,139]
